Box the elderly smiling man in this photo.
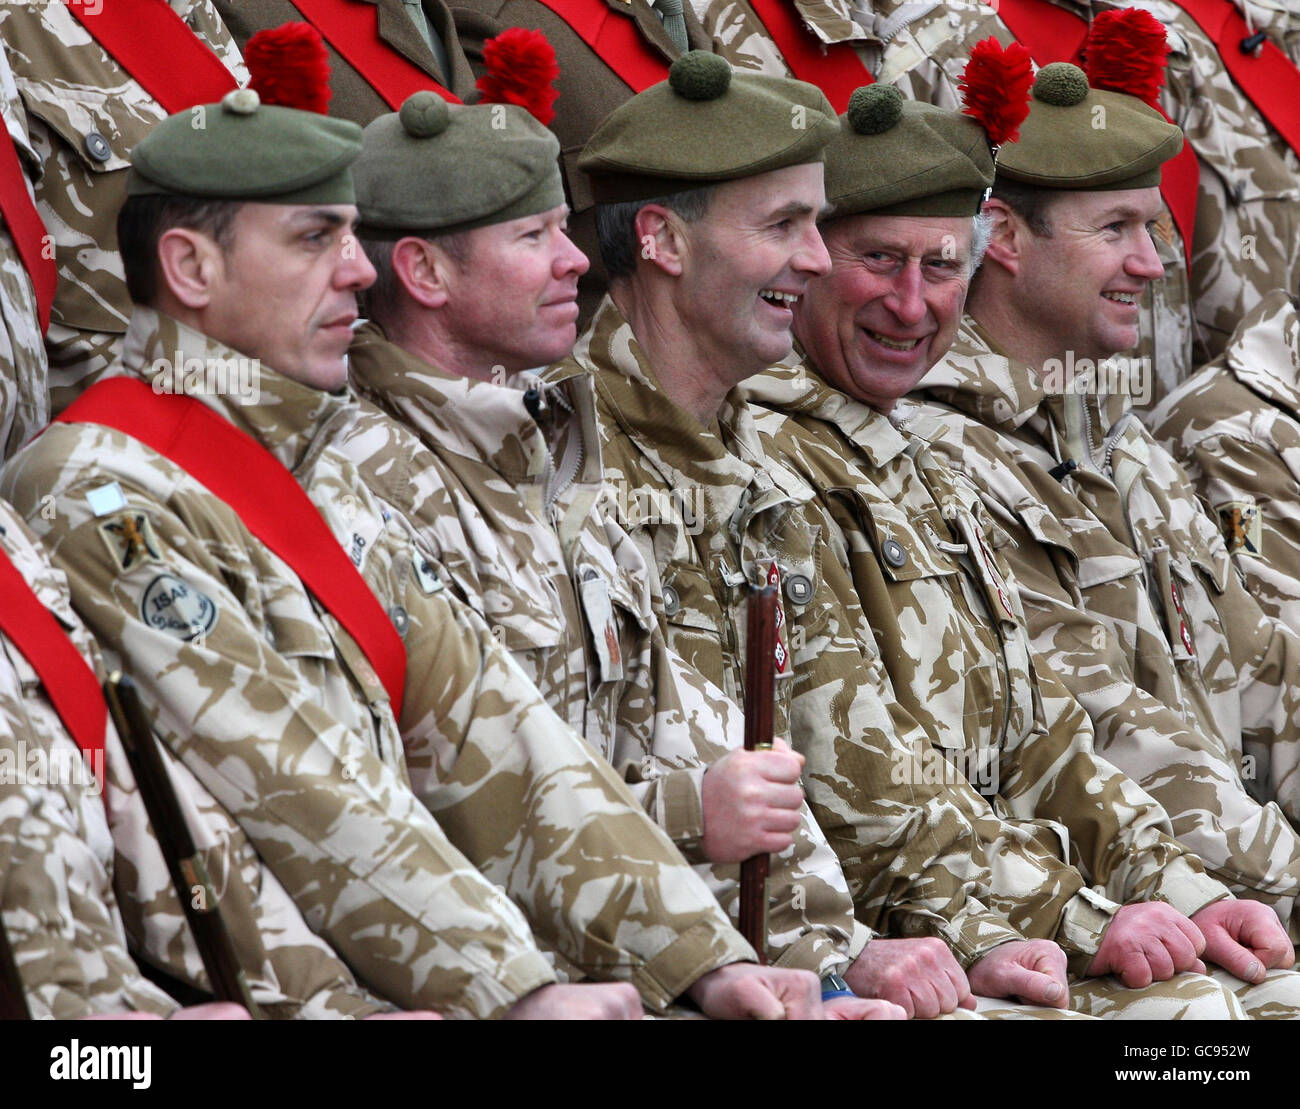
[741,47,1300,1018]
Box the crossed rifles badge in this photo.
[1217,501,1262,557]
[98,511,163,572]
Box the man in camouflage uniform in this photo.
[336,92,902,1019]
[1149,291,1300,632]
[0,1,246,415]
[746,81,1300,1018]
[910,63,1300,958]
[548,51,1236,1019]
[1,83,823,1020]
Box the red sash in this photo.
[0,546,106,794]
[66,0,237,114]
[748,0,874,110]
[286,0,462,106]
[532,0,671,92]
[992,0,1198,268]
[56,379,406,717]
[0,128,55,333]
[1170,0,1300,157]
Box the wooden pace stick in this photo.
[739,585,778,963]
[105,673,263,1018]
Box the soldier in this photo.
[337,92,898,1019]
[1148,292,1300,632]
[452,0,715,319]
[0,77,823,1020]
[908,60,1300,956]
[548,50,1170,1021]
[0,0,246,414]
[743,75,1300,1018]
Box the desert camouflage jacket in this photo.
[0,0,245,413]
[0,42,50,459]
[1150,291,1300,631]
[744,358,1228,971]
[0,307,755,1018]
[0,494,393,1019]
[337,323,866,978]
[689,0,1193,395]
[911,314,1300,937]
[547,296,1057,968]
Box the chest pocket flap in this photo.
[1015,502,1144,591]
[836,485,959,584]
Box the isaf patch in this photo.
[141,573,218,642]
[1217,501,1262,556]
[98,512,162,572]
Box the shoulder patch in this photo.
[98,512,162,572]
[140,573,219,642]
[1217,501,1262,556]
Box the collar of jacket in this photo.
[556,295,809,531]
[791,0,942,46]
[915,313,1050,433]
[121,305,355,475]
[348,318,569,486]
[742,348,913,470]
[1222,289,1300,419]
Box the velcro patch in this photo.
[98,512,162,573]
[1217,501,1262,556]
[140,573,219,642]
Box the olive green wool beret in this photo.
[823,86,995,219]
[995,63,1182,190]
[355,93,566,235]
[579,52,838,204]
[127,89,362,204]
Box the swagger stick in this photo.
[738,585,778,963]
[105,673,263,1017]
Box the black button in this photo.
[882,539,907,568]
[662,585,680,616]
[84,131,111,163]
[388,605,409,637]
[785,573,812,604]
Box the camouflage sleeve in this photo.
[396,567,757,1012]
[0,730,177,1018]
[786,550,1028,969]
[983,498,1300,929]
[1171,430,1300,632]
[107,729,392,1020]
[1000,649,1229,920]
[9,471,558,1020]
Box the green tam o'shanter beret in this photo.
[823,86,995,219]
[126,88,362,205]
[354,93,566,236]
[578,51,838,204]
[995,62,1182,191]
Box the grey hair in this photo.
[594,186,716,280]
[970,212,994,276]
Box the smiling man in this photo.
[0,79,829,1021]
[332,93,899,1019]
[742,74,1300,1020]
[909,61,1300,978]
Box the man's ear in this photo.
[632,205,687,277]
[392,236,451,309]
[156,227,222,309]
[979,197,1022,276]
